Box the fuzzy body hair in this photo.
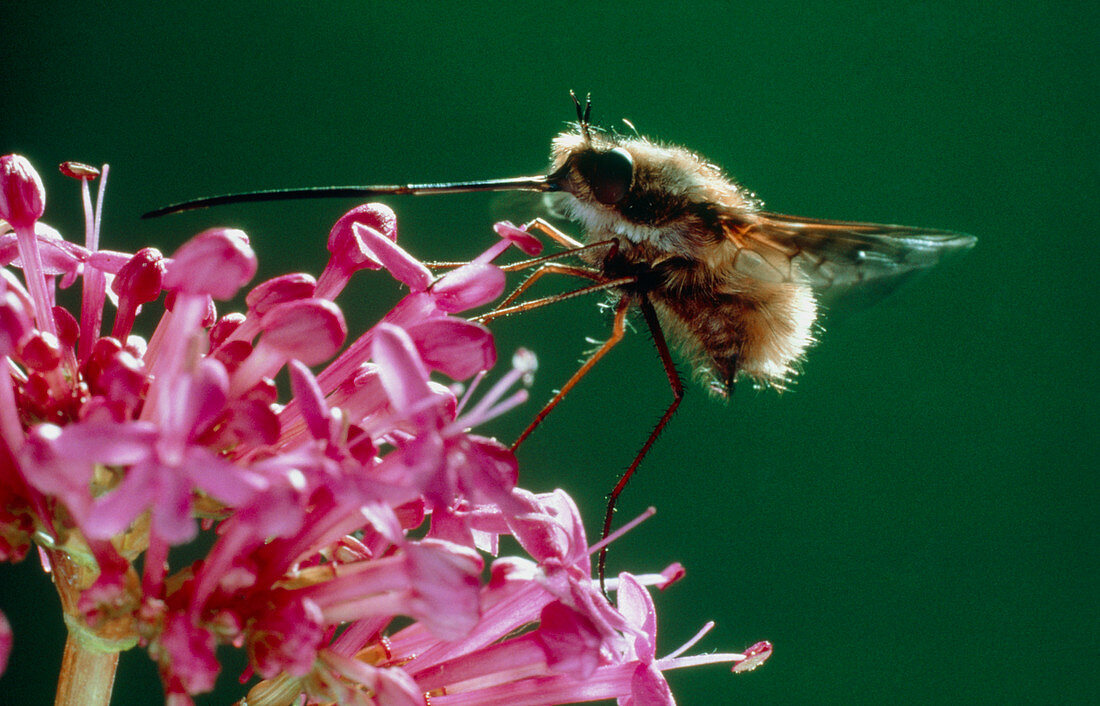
[549,129,816,392]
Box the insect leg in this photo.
[523,217,586,250]
[499,238,618,273]
[471,276,633,324]
[598,294,684,592]
[510,294,632,451]
[493,263,604,310]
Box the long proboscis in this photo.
[142,175,555,219]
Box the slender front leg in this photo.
[499,238,618,273]
[599,295,684,592]
[494,263,604,310]
[510,294,633,450]
[524,217,585,250]
[472,275,634,324]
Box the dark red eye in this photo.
[576,147,634,205]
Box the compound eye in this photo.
[577,147,634,205]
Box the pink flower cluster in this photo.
[0,154,769,704]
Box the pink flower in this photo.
[110,247,165,341]
[0,156,54,336]
[315,203,398,300]
[0,155,45,230]
[0,609,11,677]
[158,613,220,695]
[0,154,769,704]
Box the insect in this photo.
[147,93,976,585]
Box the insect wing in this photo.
[723,211,976,293]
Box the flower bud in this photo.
[0,155,46,230]
[113,248,166,305]
[165,228,256,300]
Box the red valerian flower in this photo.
[0,155,768,705]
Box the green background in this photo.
[2,2,1095,703]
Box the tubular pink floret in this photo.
[371,323,433,418]
[0,155,45,230]
[258,299,347,364]
[493,221,544,256]
[0,610,10,676]
[406,317,496,380]
[430,262,507,313]
[164,228,256,299]
[327,203,397,255]
[1,157,54,336]
[316,203,398,299]
[229,298,347,398]
[111,247,165,340]
[352,222,432,292]
[18,331,61,372]
[0,155,769,702]
[0,290,33,356]
[245,272,317,316]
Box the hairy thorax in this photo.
[553,132,818,393]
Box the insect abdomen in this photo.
[654,274,817,393]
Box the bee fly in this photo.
[147,93,976,584]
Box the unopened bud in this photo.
[0,155,46,230]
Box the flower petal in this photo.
[353,222,432,292]
[371,323,432,417]
[164,228,256,299]
[430,262,506,313]
[534,601,603,679]
[494,220,544,255]
[406,317,495,380]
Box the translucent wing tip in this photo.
[920,230,977,251]
[952,232,978,250]
[903,229,977,264]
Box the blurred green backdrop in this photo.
[2,2,1095,703]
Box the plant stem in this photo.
[47,547,135,706]
[55,635,118,706]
